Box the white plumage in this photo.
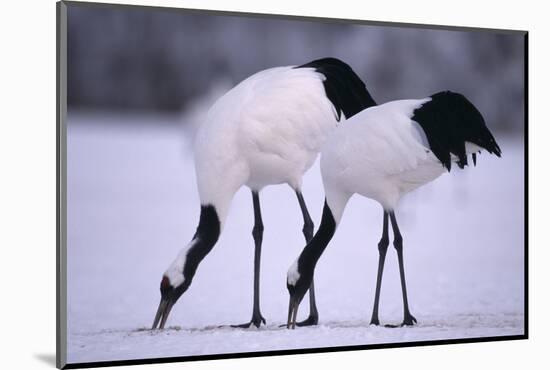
[153,58,376,330]
[322,98,446,218]
[194,66,337,226]
[286,91,501,329]
[287,260,301,286]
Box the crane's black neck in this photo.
[296,57,377,121]
[297,200,337,273]
[182,205,221,284]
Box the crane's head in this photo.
[151,241,197,330]
[151,271,191,330]
[286,259,314,329]
[151,205,221,330]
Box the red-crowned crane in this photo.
[152,58,377,330]
[286,91,501,328]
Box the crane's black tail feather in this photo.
[412,91,502,171]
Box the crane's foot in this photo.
[296,314,319,327]
[384,313,417,328]
[401,313,417,326]
[231,313,266,329]
[278,313,319,328]
[369,316,380,326]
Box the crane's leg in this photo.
[389,211,417,326]
[295,191,319,327]
[232,191,266,328]
[370,211,389,325]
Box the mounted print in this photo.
[56,1,528,368]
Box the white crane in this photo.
[152,58,377,330]
[286,91,501,329]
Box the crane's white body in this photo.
[194,66,338,226]
[154,58,378,330]
[285,91,501,329]
[320,98,481,222]
[165,66,339,285]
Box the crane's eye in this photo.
[287,283,296,294]
[160,276,171,294]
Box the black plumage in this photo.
[412,91,501,171]
[296,57,377,121]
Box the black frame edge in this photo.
[57,1,529,369]
[523,32,529,338]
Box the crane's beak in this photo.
[286,297,300,329]
[152,297,174,330]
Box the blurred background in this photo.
[67,4,525,132]
[65,3,525,364]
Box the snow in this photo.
[66,112,524,364]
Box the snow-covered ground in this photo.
[66,113,525,364]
